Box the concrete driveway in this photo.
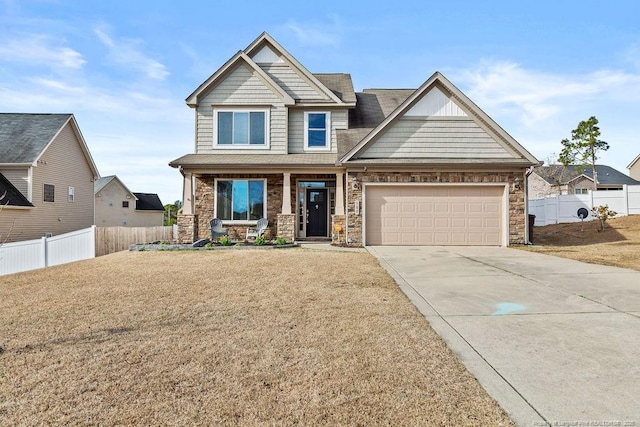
[368,246,640,426]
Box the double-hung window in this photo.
[214,108,268,147]
[216,179,266,222]
[304,112,330,150]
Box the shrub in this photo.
[219,236,232,246]
[275,236,287,246]
[254,235,266,246]
[591,204,617,232]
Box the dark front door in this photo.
[306,189,328,237]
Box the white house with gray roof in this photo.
[94,175,164,227]
[0,113,99,243]
[170,32,539,246]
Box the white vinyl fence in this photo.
[529,185,640,226]
[0,226,95,276]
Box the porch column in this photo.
[281,172,291,214]
[182,172,193,215]
[335,172,345,215]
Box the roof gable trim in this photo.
[185,51,295,107]
[244,32,344,105]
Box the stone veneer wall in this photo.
[276,214,295,242]
[194,174,283,241]
[345,171,526,246]
[331,214,346,245]
[176,214,197,244]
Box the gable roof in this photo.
[534,165,640,186]
[244,32,347,105]
[0,113,72,164]
[628,153,640,170]
[0,113,100,177]
[186,32,353,108]
[339,72,539,166]
[185,51,295,107]
[94,175,135,197]
[133,192,164,211]
[0,172,33,207]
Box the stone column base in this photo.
[177,214,197,244]
[276,214,295,243]
[331,215,346,245]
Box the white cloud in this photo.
[0,34,85,69]
[458,61,640,127]
[93,25,170,80]
[453,60,640,173]
[282,16,343,47]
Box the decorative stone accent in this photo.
[177,214,197,244]
[331,214,346,245]
[276,214,295,242]
[347,171,527,246]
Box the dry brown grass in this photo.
[521,215,640,271]
[0,249,512,426]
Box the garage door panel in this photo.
[365,185,504,246]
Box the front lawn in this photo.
[0,249,512,425]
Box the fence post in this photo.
[42,236,49,267]
[622,184,629,216]
[589,190,594,210]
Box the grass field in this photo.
[0,249,512,426]
[520,215,640,271]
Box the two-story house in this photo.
[170,32,539,246]
[0,113,99,243]
[94,175,165,227]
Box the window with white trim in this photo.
[215,179,266,222]
[68,186,74,202]
[574,188,589,194]
[304,112,330,150]
[213,108,268,147]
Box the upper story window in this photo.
[68,186,74,202]
[213,108,269,148]
[304,112,331,151]
[122,201,129,208]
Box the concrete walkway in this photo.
[368,246,640,426]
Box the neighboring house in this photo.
[170,32,538,246]
[528,164,640,198]
[94,175,164,226]
[0,113,99,243]
[628,154,640,180]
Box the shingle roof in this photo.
[94,176,116,194]
[133,193,164,211]
[0,113,72,164]
[534,165,640,185]
[313,74,356,104]
[0,172,33,207]
[348,89,415,129]
[170,153,339,168]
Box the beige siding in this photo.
[95,179,135,226]
[196,63,287,154]
[629,162,640,180]
[527,173,555,198]
[288,109,348,154]
[359,118,512,159]
[259,64,326,101]
[0,167,30,198]
[95,180,164,227]
[0,122,95,242]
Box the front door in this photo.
[306,189,328,237]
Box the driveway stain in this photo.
[493,302,526,315]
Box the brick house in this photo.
[170,32,538,246]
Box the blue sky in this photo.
[1,0,639,205]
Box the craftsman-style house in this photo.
[170,32,538,246]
